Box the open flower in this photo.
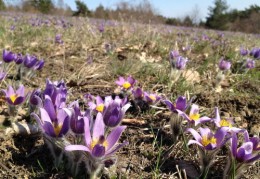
[32,96,71,137]
[219,58,231,71]
[164,96,188,113]
[143,92,161,104]
[2,85,25,105]
[187,127,227,150]
[177,104,211,126]
[231,133,260,163]
[115,76,136,90]
[23,54,38,68]
[245,59,255,69]
[88,96,105,113]
[65,113,128,159]
[213,107,244,133]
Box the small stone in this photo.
[240,111,246,117]
[234,117,242,122]
[250,125,260,136]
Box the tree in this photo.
[205,0,229,30]
[73,0,91,16]
[30,0,54,14]
[0,0,6,11]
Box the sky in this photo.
[63,0,260,20]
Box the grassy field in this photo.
[0,12,259,178]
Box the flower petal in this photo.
[106,125,127,151]
[92,112,105,140]
[186,128,202,142]
[65,145,90,152]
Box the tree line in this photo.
[0,0,259,33]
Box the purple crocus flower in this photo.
[132,87,143,99]
[65,113,128,158]
[219,58,231,71]
[29,89,42,106]
[244,130,260,151]
[164,96,187,113]
[23,54,38,68]
[245,59,255,69]
[115,76,136,90]
[143,92,161,104]
[213,107,244,133]
[3,49,16,63]
[69,101,85,134]
[250,48,260,59]
[240,48,248,56]
[32,106,70,138]
[102,101,131,127]
[177,104,211,126]
[15,53,23,64]
[175,56,188,70]
[169,50,179,59]
[231,134,260,163]
[34,59,45,70]
[88,96,105,113]
[55,34,63,44]
[2,85,25,105]
[187,127,227,150]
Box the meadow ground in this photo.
[0,13,259,178]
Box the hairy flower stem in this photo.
[8,105,18,117]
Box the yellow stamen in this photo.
[149,95,156,101]
[219,119,232,127]
[201,135,217,146]
[10,94,18,103]
[122,82,131,89]
[96,104,104,112]
[189,113,200,121]
[53,122,62,137]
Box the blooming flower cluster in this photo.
[29,79,129,177]
[164,97,260,178]
[2,49,44,81]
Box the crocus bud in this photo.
[219,58,231,71]
[3,49,16,63]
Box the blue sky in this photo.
[64,0,260,20]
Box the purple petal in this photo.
[44,96,56,121]
[7,86,15,97]
[58,116,69,137]
[231,134,238,157]
[164,100,175,111]
[106,140,128,156]
[190,104,199,115]
[92,144,105,158]
[13,96,24,105]
[92,113,105,140]
[175,96,187,111]
[246,154,260,163]
[96,96,103,105]
[213,107,221,126]
[199,127,211,138]
[84,115,92,147]
[115,77,125,86]
[214,127,227,147]
[65,145,90,152]
[106,126,127,151]
[39,108,52,123]
[42,121,56,137]
[16,85,24,97]
[187,139,204,147]
[31,113,43,126]
[127,76,135,85]
[186,128,202,142]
